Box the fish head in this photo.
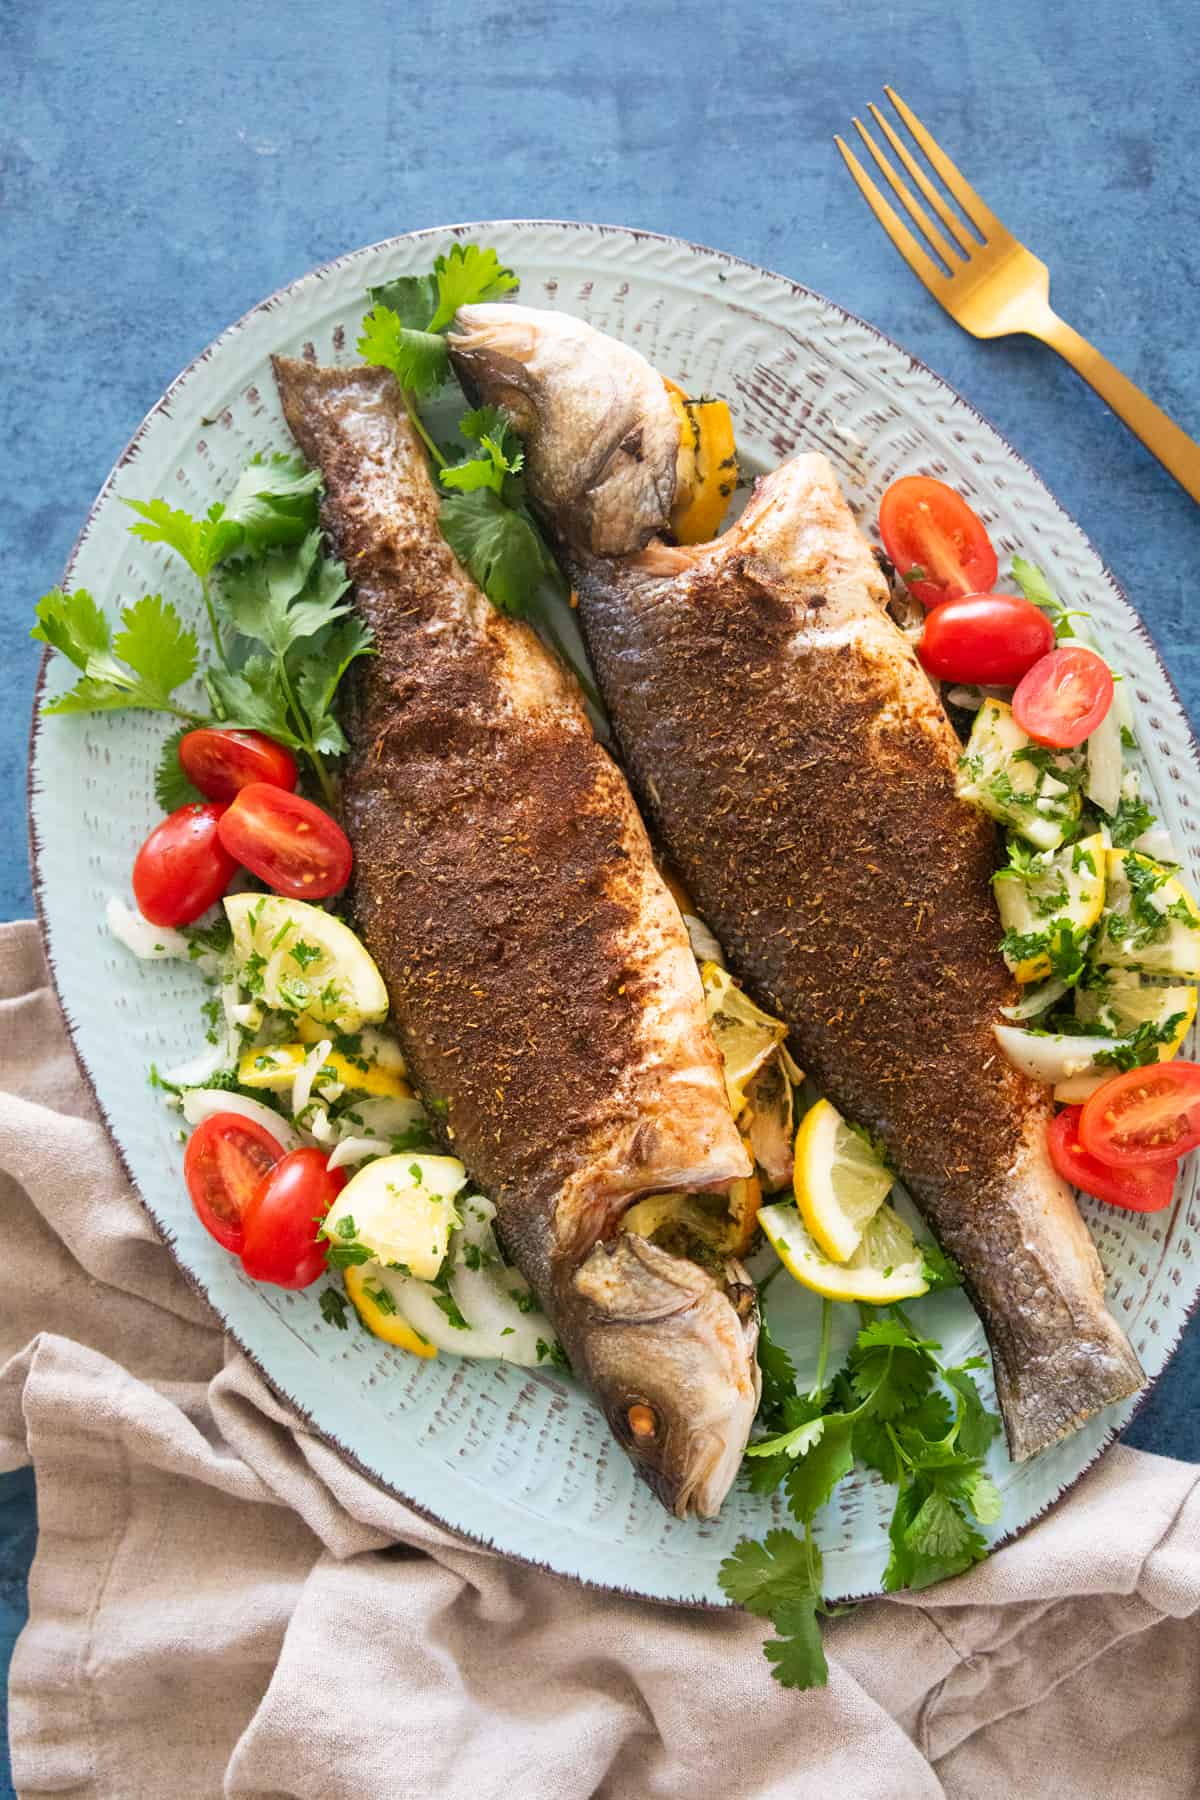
[448,303,681,557]
[571,1232,761,1518]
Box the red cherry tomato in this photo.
[1011,646,1114,749]
[184,1113,285,1253]
[239,1148,347,1289]
[878,476,998,609]
[1048,1106,1178,1212]
[1078,1062,1200,1168]
[132,801,238,927]
[216,783,353,900]
[918,592,1055,686]
[178,728,298,803]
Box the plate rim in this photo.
[26,217,1200,1608]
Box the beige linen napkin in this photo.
[1,918,1198,1799]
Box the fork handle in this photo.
[1034,311,1200,504]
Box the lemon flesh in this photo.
[700,961,787,1118]
[344,1264,438,1356]
[993,833,1106,983]
[760,1200,929,1304]
[225,894,388,1034]
[955,699,1082,851]
[792,1097,894,1263]
[237,1043,411,1100]
[324,1152,467,1281]
[1075,968,1196,1055]
[1093,850,1200,980]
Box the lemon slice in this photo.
[1093,850,1200,980]
[760,1199,929,1304]
[700,961,787,1118]
[1075,968,1197,1054]
[225,894,388,1033]
[237,1043,412,1100]
[792,1097,894,1262]
[344,1264,437,1357]
[993,833,1106,983]
[955,698,1082,850]
[323,1152,467,1281]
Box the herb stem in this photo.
[273,653,338,809]
[200,574,232,672]
[403,390,447,469]
[809,1298,833,1402]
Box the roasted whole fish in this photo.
[272,356,759,1517]
[450,311,1146,1462]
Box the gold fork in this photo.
[836,88,1200,505]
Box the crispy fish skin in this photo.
[563,452,1143,1462]
[450,303,679,556]
[271,357,757,1516]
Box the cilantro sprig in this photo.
[721,1285,1000,1692]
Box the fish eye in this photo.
[627,1402,658,1441]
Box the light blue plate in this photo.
[29,222,1200,1603]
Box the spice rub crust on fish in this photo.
[448,298,1145,1470]
[567,455,1144,1461]
[272,356,758,1517]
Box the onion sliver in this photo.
[180,1088,302,1151]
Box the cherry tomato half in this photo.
[184,1113,285,1253]
[878,476,999,610]
[132,801,238,927]
[178,728,298,804]
[1012,646,1114,749]
[1048,1106,1178,1212]
[216,783,353,900]
[918,592,1055,687]
[240,1148,347,1289]
[1078,1062,1200,1168]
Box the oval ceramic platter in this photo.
[30,221,1200,1606]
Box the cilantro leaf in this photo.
[39,592,201,719]
[154,724,204,811]
[31,586,110,668]
[123,498,242,582]
[319,1287,350,1330]
[847,1318,938,1419]
[357,305,449,398]
[206,656,301,746]
[217,533,351,657]
[222,452,322,552]
[755,1318,798,1431]
[367,274,440,329]
[459,405,511,444]
[439,489,566,616]
[428,243,519,332]
[440,431,525,495]
[783,1416,854,1524]
[292,616,375,758]
[719,1528,828,1691]
[892,1487,988,1591]
[942,1364,1002,1459]
[920,1241,964,1292]
[1010,556,1086,641]
[745,1415,825,1461]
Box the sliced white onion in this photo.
[306,1105,336,1147]
[684,913,726,968]
[448,1195,555,1364]
[945,683,1011,713]
[107,896,192,961]
[291,1039,332,1120]
[999,977,1069,1021]
[163,1039,233,1089]
[993,1023,1127,1085]
[360,1027,406,1075]
[180,1088,303,1150]
[336,1094,429,1143]
[327,1136,388,1171]
[1054,1070,1111,1103]
[1133,827,1179,863]
[1084,702,1123,816]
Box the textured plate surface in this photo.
[29,221,1200,1605]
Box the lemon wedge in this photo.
[700,962,788,1118]
[792,1097,894,1262]
[955,698,1082,850]
[993,833,1106,983]
[225,894,388,1033]
[1093,850,1200,980]
[760,1199,929,1304]
[1075,968,1197,1052]
[323,1152,467,1281]
[343,1265,437,1357]
[237,1043,412,1100]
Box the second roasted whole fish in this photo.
[449,306,1146,1463]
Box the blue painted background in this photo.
[3,0,1199,1785]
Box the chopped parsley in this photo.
[362,1280,398,1316]
[319,1288,350,1330]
